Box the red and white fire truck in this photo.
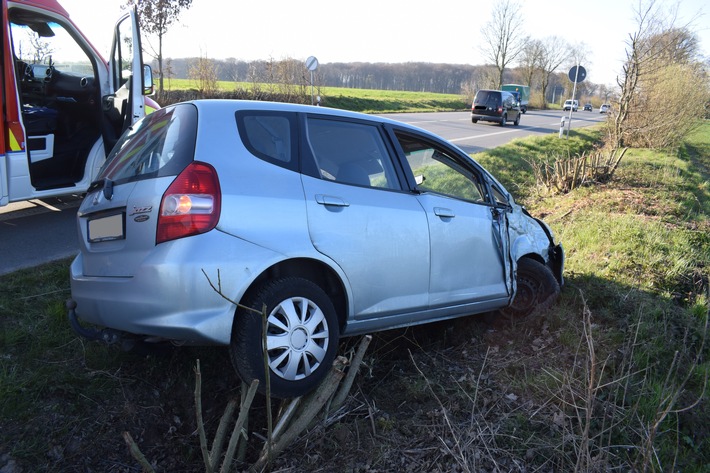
[1,0,156,206]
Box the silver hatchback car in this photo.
[68,100,564,398]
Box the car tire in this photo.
[472,118,478,124]
[500,115,507,127]
[514,114,520,126]
[499,258,560,321]
[230,277,339,399]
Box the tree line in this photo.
[155,56,603,104]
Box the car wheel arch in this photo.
[237,257,349,332]
[500,256,560,321]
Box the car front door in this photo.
[392,130,513,310]
[301,116,431,323]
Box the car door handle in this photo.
[434,207,455,218]
[315,194,349,207]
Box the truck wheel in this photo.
[230,277,339,399]
[499,258,560,321]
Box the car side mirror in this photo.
[143,65,154,96]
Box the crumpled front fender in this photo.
[507,205,565,285]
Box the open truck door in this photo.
[1,0,22,206]
[104,7,151,155]
[0,0,154,207]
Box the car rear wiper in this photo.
[87,178,114,200]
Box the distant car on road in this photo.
[600,103,611,113]
[471,89,522,126]
[583,103,593,111]
[563,99,579,112]
[67,100,564,399]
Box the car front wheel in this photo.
[230,277,339,399]
[499,258,560,321]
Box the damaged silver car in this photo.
[67,101,564,398]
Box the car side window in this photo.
[306,117,400,190]
[394,131,487,203]
[236,111,297,171]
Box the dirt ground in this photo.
[2,312,578,473]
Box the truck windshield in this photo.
[11,18,92,74]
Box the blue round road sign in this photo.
[568,65,586,83]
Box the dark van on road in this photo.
[471,90,521,126]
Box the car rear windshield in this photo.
[474,91,500,107]
[96,104,197,184]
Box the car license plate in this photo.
[88,212,125,242]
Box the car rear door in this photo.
[301,115,431,320]
[76,105,197,278]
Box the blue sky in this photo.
[62,0,709,87]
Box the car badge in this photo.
[130,206,153,216]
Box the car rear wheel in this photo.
[230,277,339,399]
[514,114,520,126]
[472,118,478,124]
[500,115,507,127]
[499,258,560,321]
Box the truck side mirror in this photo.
[143,65,154,96]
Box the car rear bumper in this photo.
[68,230,285,345]
[471,113,504,123]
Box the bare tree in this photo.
[537,36,571,108]
[613,0,708,148]
[518,38,543,88]
[126,0,193,96]
[479,0,528,89]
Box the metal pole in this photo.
[566,64,580,139]
[310,70,314,105]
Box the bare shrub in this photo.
[188,55,219,96]
[527,147,628,194]
[613,1,709,149]
[621,61,708,149]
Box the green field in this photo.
[158,78,470,113]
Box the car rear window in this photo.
[474,91,499,107]
[236,111,297,171]
[96,103,197,184]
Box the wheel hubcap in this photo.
[265,297,329,381]
[511,276,538,313]
[290,328,308,350]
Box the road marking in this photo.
[449,128,520,142]
[31,199,61,212]
[450,121,581,142]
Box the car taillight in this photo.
[156,162,221,244]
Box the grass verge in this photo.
[0,121,708,471]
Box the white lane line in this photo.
[31,199,61,212]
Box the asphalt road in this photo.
[379,109,606,154]
[0,109,606,276]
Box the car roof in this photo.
[182,99,425,133]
